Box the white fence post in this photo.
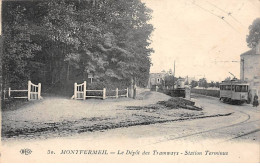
[126,88,128,98]
[38,83,41,99]
[74,83,77,100]
[103,88,106,100]
[28,80,31,101]
[116,88,118,99]
[83,81,86,100]
[8,87,11,98]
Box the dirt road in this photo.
[2,90,236,139]
[1,91,260,162]
[52,94,259,144]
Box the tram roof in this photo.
[220,80,249,85]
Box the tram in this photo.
[219,79,249,104]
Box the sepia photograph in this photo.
[0,0,259,163]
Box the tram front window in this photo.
[235,86,241,92]
[232,85,235,91]
[241,85,248,92]
[235,85,248,92]
[226,85,231,90]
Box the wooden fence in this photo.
[104,88,129,99]
[71,81,128,100]
[3,80,42,101]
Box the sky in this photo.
[142,0,260,82]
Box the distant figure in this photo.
[248,90,252,104]
[253,94,259,107]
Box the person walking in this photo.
[253,94,259,107]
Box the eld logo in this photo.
[20,148,32,155]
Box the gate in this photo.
[4,80,42,101]
[28,81,42,100]
[72,81,86,100]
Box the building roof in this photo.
[241,43,260,56]
[240,48,259,56]
[150,73,166,79]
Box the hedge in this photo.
[191,88,220,98]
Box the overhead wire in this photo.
[205,0,244,26]
[191,0,239,32]
[190,0,242,65]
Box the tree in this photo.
[246,18,260,48]
[209,81,215,87]
[2,0,153,94]
[0,35,3,100]
[190,80,198,88]
[198,78,208,88]
[215,81,220,88]
[164,75,176,86]
[41,0,153,85]
[2,3,42,88]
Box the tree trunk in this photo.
[133,77,136,99]
[66,61,70,81]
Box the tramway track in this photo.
[148,108,258,145]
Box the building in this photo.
[240,42,260,100]
[147,72,166,89]
[184,76,196,84]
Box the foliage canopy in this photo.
[2,0,154,92]
[246,18,260,48]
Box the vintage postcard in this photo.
[0,0,259,163]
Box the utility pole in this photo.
[174,60,175,77]
[241,58,244,81]
[173,60,175,90]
